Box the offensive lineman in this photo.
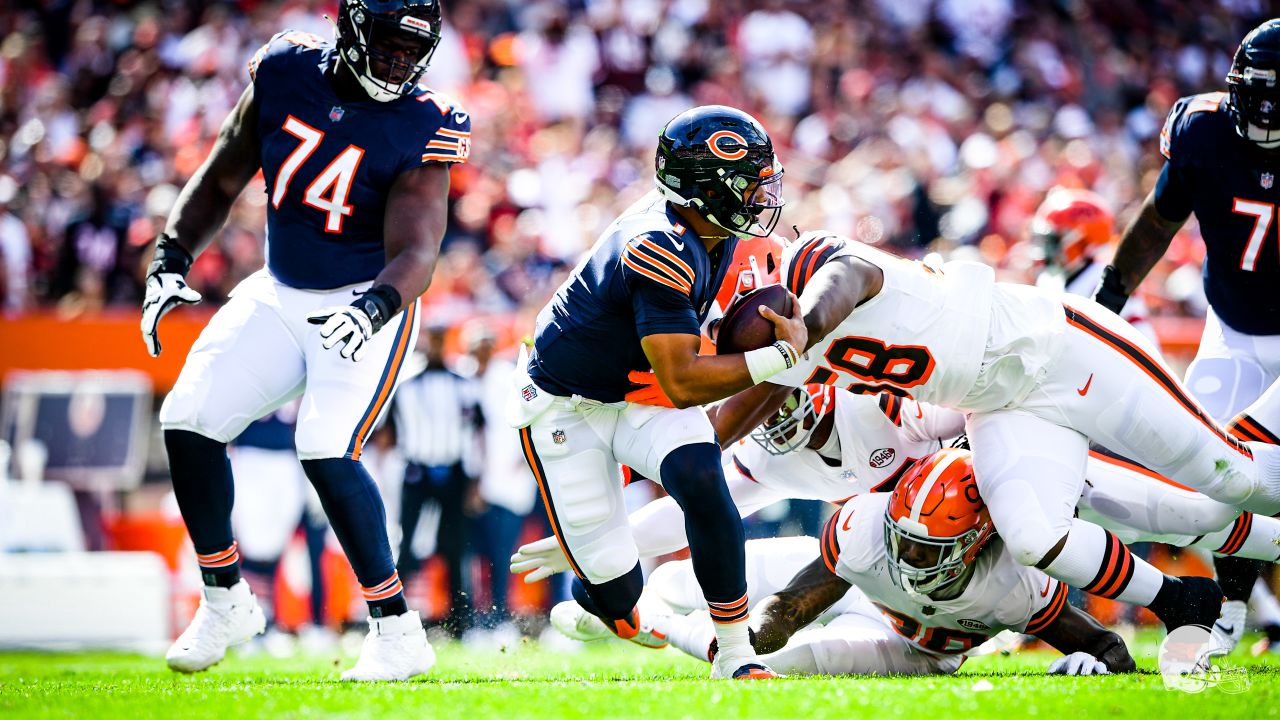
[511,105,806,679]
[141,0,467,680]
[1094,18,1280,654]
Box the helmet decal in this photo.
[707,130,749,161]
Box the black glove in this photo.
[1092,264,1129,315]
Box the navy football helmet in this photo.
[336,0,442,102]
[1227,19,1280,148]
[656,105,784,238]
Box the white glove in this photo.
[1047,651,1110,676]
[141,272,202,357]
[307,305,375,362]
[510,535,571,583]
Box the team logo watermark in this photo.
[1157,625,1249,694]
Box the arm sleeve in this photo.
[630,274,700,338]
[622,235,701,338]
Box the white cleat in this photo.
[1209,600,1248,656]
[340,610,435,682]
[711,647,780,680]
[166,580,266,673]
[550,600,613,643]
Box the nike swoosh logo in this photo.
[843,510,856,531]
[1077,373,1094,396]
[1040,577,1052,597]
[1217,623,1235,635]
[914,401,923,420]
[672,239,685,251]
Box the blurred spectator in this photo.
[389,323,482,636]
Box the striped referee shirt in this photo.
[391,364,482,468]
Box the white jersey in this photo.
[731,389,962,501]
[823,493,1065,656]
[777,234,1066,412]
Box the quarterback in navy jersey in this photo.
[1096,18,1280,654]
[512,105,806,680]
[141,0,465,681]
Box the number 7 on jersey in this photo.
[272,115,366,233]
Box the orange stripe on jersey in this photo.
[421,152,466,163]
[820,512,841,574]
[628,243,694,292]
[1064,305,1252,460]
[1087,449,1195,492]
[637,239,695,286]
[1025,581,1068,635]
[426,140,462,150]
[622,255,691,296]
[435,127,470,138]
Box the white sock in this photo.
[1198,513,1280,562]
[713,618,753,659]
[1251,578,1280,627]
[1044,519,1164,606]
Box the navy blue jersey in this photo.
[1156,92,1280,335]
[248,30,470,290]
[234,408,296,451]
[528,192,737,402]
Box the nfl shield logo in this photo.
[551,429,566,445]
[521,384,537,402]
[329,106,345,123]
[1263,172,1274,190]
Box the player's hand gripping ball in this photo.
[715,284,804,354]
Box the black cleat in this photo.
[1148,576,1224,631]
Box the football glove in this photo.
[624,370,675,407]
[141,235,201,357]
[1092,264,1129,315]
[510,535,570,583]
[1047,651,1110,676]
[307,284,401,363]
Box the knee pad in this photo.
[1094,386,1202,470]
[294,418,351,460]
[1186,356,1268,422]
[572,526,640,584]
[159,374,241,443]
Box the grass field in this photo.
[0,630,1269,719]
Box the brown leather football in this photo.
[715,284,792,355]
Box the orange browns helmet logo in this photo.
[707,130,748,161]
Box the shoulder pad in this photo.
[247,30,327,82]
[415,89,473,164]
[782,232,848,296]
[621,231,696,297]
[1159,92,1228,163]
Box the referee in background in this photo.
[390,322,482,637]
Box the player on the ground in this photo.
[1092,18,1280,654]
[518,385,1280,598]
[141,0,467,681]
[710,223,1280,636]
[650,449,1135,677]
[510,105,806,680]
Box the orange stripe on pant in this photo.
[1063,305,1252,460]
[1215,513,1253,556]
[519,426,587,580]
[349,301,417,461]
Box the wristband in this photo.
[148,234,194,277]
[745,341,799,384]
[351,283,402,334]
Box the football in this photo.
[716,284,792,355]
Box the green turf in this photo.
[0,631,1269,719]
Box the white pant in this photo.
[229,446,318,560]
[971,297,1267,567]
[1185,308,1280,423]
[159,270,421,459]
[650,538,960,676]
[516,394,717,585]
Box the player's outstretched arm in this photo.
[749,556,851,655]
[795,255,881,353]
[1094,168,1189,313]
[307,164,450,361]
[1031,601,1136,674]
[141,83,261,356]
[641,294,806,408]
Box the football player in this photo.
[141,0,467,680]
[641,450,1135,677]
[1093,19,1280,653]
[709,220,1280,638]
[517,386,1280,593]
[509,105,806,679]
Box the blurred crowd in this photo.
[0,0,1273,324]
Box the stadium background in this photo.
[0,0,1271,650]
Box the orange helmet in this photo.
[884,448,994,595]
[751,383,837,456]
[1029,187,1114,271]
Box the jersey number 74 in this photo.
[272,115,366,234]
